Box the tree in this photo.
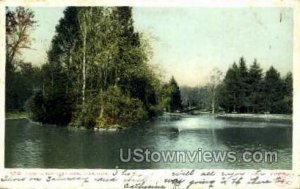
[263,66,283,113]
[219,57,251,113]
[48,7,80,95]
[6,7,36,66]
[168,76,182,112]
[5,7,37,111]
[208,68,223,114]
[39,8,79,125]
[282,72,293,113]
[26,90,45,122]
[6,61,40,111]
[237,57,249,112]
[181,86,200,108]
[219,62,239,112]
[77,7,96,126]
[248,59,263,113]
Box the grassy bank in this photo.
[5,111,28,120]
[216,113,292,123]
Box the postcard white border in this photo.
[0,0,299,188]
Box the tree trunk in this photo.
[212,87,215,114]
[212,98,215,114]
[78,10,89,126]
[82,36,86,107]
[100,89,104,119]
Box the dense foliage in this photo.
[25,7,178,127]
[5,7,40,112]
[181,57,293,114]
[168,76,183,112]
[219,57,292,114]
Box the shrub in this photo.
[26,90,73,126]
[25,90,45,122]
[95,86,147,128]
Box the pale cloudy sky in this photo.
[20,7,293,87]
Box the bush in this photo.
[28,85,150,128]
[26,90,73,126]
[25,90,45,122]
[43,94,73,126]
[95,86,147,128]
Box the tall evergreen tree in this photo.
[34,7,81,125]
[263,66,283,113]
[248,59,263,113]
[218,58,292,114]
[281,72,293,113]
[237,57,249,112]
[220,62,239,112]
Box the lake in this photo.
[5,114,292,169]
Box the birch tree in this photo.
[78,7,93,110]
[208,68,223,114]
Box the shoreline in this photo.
[5,116,29,120]
[6,112,293,129]
[5,114,128,131]
[5,112,28,120]
[215,113,292,123]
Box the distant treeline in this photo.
[181,57,292,114]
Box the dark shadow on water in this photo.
[5,116,292,169]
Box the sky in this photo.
[20,7,293,87]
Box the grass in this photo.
[215,113,292,124]
[5,111,28,120]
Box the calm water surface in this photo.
[5,114,292,169]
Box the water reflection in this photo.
[5,115,292,169]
